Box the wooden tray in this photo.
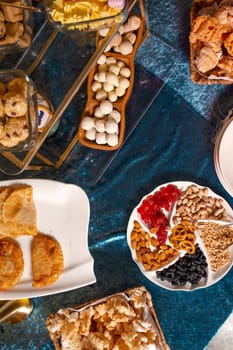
[78,14,144,151]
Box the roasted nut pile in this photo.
[173,184,227,224]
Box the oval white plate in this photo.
[0,179,96,300]
[127,181,233,291]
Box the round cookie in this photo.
[0,116,29,147]
[0,21,6,39]
[4,92,27,117]
[8,77,27,97]
[0,120,4,138]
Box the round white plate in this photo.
[214,117,233,197]
[127,181,233,291]
[0,179,96,300]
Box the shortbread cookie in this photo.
[32,233,64,288]
[4,92,27,117]
[0,238,24,290]
[0,116,29,147]
[195,45,220,72]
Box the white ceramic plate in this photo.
[0,179,96,300]
[127,181,233,291]
[214,118,233,197]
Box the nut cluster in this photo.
[130,220,178,271]
[173,185,227,224]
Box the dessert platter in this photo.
[127,181,233,291]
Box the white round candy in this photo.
[99,100,113,115]
[115,86,126,97]
[106,133,119,147]
[108,64,120,76]
[105,119,119,134]
[106,56,117,65]
[96,132,107,144]
[97,54,106,65]
[109,109,121,123]
[108,91,118,102]
[95,119,106,132]
[94,106,104,118]
[103,82,114,92]
[81,116,95,130]
[119,77,130,90]
[95,89,107,101]
[85,128,96,141]
[94,71,106,82]
[106,72,119,87]
[120,67,131,78]
[91,81,102,92]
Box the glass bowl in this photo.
[45,0,128,33]
[0,0,33,54]
[0,69,38,152]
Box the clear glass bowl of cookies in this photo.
[0,68,38,152]
[0,0,33,54]
[45,0,128,33]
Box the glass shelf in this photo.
[0,0,178,185]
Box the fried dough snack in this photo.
[0,185,37,237]
[0,237,24,290]
[32,233,64,288]
[190,0,233,84]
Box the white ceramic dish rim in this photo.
[127,181,233,291]
[214,117,233,197]
[0,178,96,300]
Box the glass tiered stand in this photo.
[0,0,176,186]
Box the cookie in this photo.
[32,233,64,288]
[0,116,29,147]
[8,77,27,97]
[0,237,24,290]
[195,45,219,72]
[4,92,27,117]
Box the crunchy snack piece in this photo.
[0,185,37,237]
[3,91,27,117]
[32,233,64,288]
[46,286,170,350]
[0,237,24,290]
[189,0,233,84]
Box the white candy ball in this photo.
[108,64,120,76]
[92,81,102,92]
[95,89,107,101]
[95,119,106,132]
[105,119,119,134]
[120,67,131,78]
[119,77,130,90]
[97,54,106,65]
[109,109,121,123]
[96,132,107,144]
[106,72,119,87]
[85,128,96,141]
[106,56,117,65]
[106,133,119,147]
[94,106,104,118]
[108,91,118,102]
[81,116,95,130]
[99,100,113,115]
[103,82,114,92]
[94,71,106,82]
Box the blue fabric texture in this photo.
[0,1,233,349]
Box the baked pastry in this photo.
[32,233,64,288]
[0,237,24,290]
[190,0,233,84]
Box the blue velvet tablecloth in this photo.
[0,1,233,349]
